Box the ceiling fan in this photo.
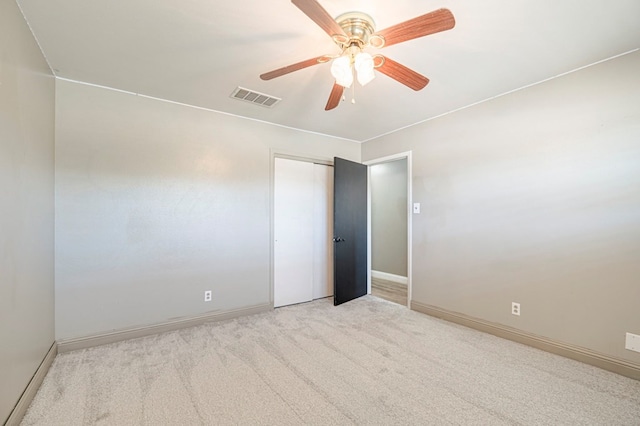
[260,0,455,111]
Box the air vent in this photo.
[230,87,281,108]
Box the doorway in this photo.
[366,153,412,307]
[273,154,408,309]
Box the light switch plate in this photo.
[413,203,421,214]
[626,332,640,353]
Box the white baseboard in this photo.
[411,301,640,381]
[371,270,407,285]
[5,342,57,426]
[57,303,272,353]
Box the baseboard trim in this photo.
[371,270,407,285]
[411,301,640,380]
[5,341,57,426]
[57,303,273,353]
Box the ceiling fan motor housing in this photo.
[334,12,379,48]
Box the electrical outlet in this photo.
[511,302,520,316]
[626,332,640,353]
[204,290,212,302]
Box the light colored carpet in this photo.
[22,296,640,425]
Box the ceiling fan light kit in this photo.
[331,12,376,89]
[330,47,375,88]
[260,0,455,110]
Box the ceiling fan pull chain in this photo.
[351,68,356,104]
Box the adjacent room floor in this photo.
[371,277,407,306]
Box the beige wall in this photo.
[0,1,55,423]
[370,160,408,277]
[362,51,640,364]
[54,79,360,340]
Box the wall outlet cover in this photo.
[511,302,520,316]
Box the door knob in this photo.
[333,237,345,243]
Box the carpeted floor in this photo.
[21,296,640,425]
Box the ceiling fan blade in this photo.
[325,82,344,110]
[260,56,327,80]
[374,8,455,48]
[375,56,429,91]
[292,0,346,38]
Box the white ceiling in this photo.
[17,0,640,142]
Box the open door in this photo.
[333,157,368,305]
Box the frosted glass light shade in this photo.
[355,52,375,86]
[331,55,353,88]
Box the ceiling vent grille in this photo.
[230,87,281,108]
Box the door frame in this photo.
[364,151,413,307]
[270,150,334,307]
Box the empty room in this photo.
[2,0,639,424]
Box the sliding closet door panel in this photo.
[313,163,334,299]
[274,158,314,307]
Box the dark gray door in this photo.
[333,157,368,306]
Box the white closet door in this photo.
[274,158,315,307]
[313,163,334,299]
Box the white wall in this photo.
[54,79,360,340]
[0,1,55,423]
[362,51,640,364]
